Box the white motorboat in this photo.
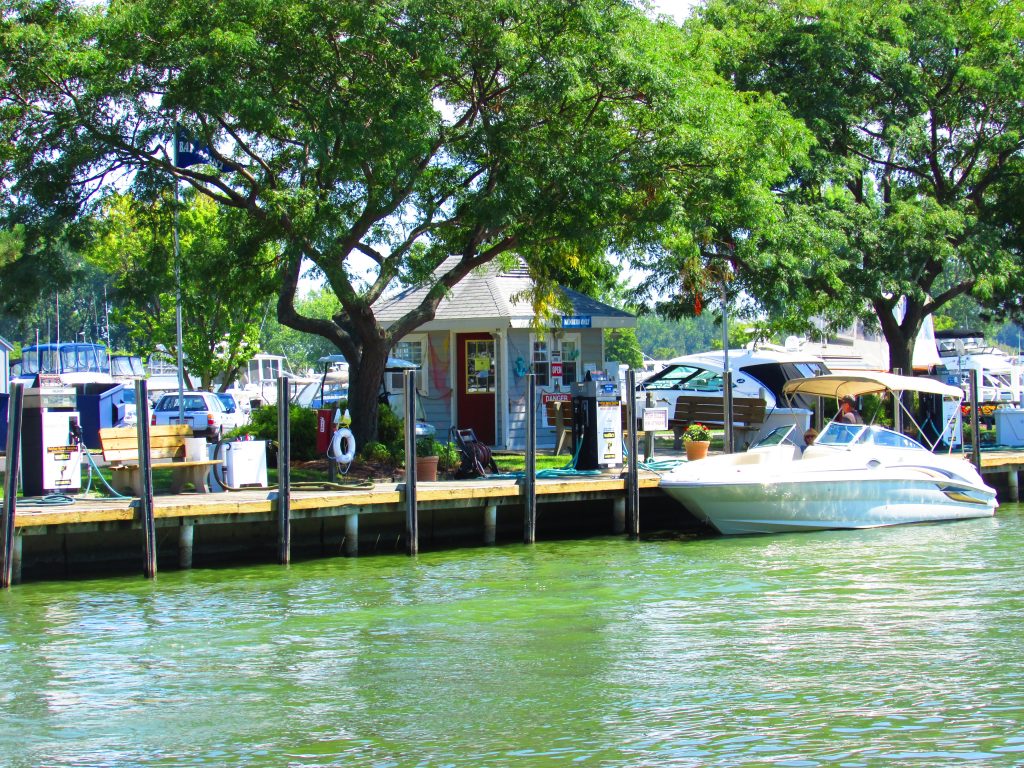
[660,372,997,534]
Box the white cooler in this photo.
[995,408,1024,446]
[211,440,268,490]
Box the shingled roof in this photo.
[373,256,634,331]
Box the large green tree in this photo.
[2,0,802,443]
[689,0,1024,374]
[85,192,279,390]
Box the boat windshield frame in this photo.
[817,422,928,451]
[749,423,797,449]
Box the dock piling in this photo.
[135,380,158,578]
[524,374,537,544]
[969,369,981,471]
[404,369,419,556]
[344,513,359,556]
[178,523,194,569]
[277,376,291,565]
[484,504,497,545]
[1,382,24,588]
[625,369,640,538]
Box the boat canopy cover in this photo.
[782,372,963,400]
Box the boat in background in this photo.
[11,342,114,385]
[934,329,1023,405]
[660,372,996,535]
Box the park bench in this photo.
[667,395,768,450]
[98,424,223,495]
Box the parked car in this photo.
[214,391,253,432]
[152,391,227,439]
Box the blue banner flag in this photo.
[174,131,227,170]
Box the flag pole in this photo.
[172,132,185,424]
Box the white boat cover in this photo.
[782,372,963,401]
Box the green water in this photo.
[2,508,1023,768]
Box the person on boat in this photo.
[800,428,818,454]
[838,395,863,424]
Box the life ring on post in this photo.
[329,428,357,465]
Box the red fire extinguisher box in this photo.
[316,409,336,454]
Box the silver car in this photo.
[152,391,227,439]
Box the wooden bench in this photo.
[99,424,223,496]
[545,399,574,455]
[667,395,768,449]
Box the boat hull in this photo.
[662,472,996,535]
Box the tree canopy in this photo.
[687,0,1024,373]
[2,0,804,442]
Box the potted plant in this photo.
[682,422,711,461]
[415,436,440,481]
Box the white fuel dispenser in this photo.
[21,386,83,496]
[570,371,623,470]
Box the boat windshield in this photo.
[818,422,927,450]
[749,424,796,449]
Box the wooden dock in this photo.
[6,474,668,581]
[4,448,1024,583]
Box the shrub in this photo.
[225,404,318,460]
[437,441,460,472]
[361,441,392,464]
[416,436,439,456]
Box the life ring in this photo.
[329,428,356,465]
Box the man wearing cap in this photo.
[838,395,863,424]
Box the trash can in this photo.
[73,382,126,449]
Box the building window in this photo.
[392,335,428,390]
[531,335,550,387]
[530,333,582,388]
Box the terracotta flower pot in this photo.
[684,440,710,461]
[415,455,439,482]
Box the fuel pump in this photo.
[21,384,83,496]
[571,371,623,470]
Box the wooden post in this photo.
[644,390,656,461]
[277,376,291,565]
[625,369,640,538]
[135,379,158,578]
[722,369,734,454]
[969,369,982,471]
[524,374,537,544]
[1007,470,1019,503]
[404,369,418,556]
[483,504,497,545]
[178,523,194,569]
[344,513,359,556]
[1,382,24,589]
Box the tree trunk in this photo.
[347,343,389,448]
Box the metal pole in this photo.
[893,368,903,434]
[277,375,291,564]
[135,379,158,578]
[722,369,734,454]
[524,374,537,544]
[403,369,418,556]
[625,369,640,538]
[969,369,981,471]
[1,383,24,588]
[172,138,186,426]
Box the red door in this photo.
[456,333,496,445]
